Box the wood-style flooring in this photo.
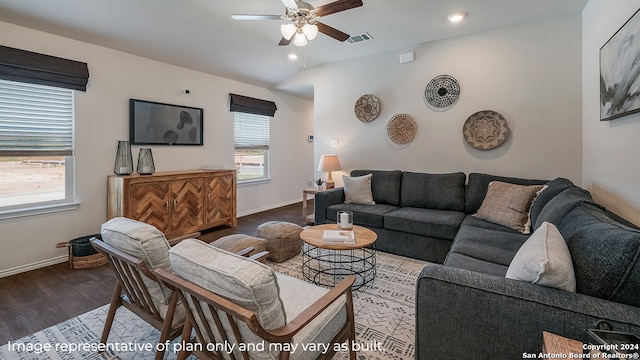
[0,201,307,345]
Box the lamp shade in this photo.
[302,23,318,40]
[293,32,308,47]
[280,23,296,40]
[317,154,342,172]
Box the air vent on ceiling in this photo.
[347,32,373,44]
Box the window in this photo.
[0,79,75,214]
[233,112,270,183]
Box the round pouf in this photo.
[256,221,303,263]
[210,234,267,257]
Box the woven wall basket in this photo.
[387,113,417,144]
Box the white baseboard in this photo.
[0,255,68,278]
[237,198,301,218]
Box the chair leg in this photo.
[155,292,179,360]
[176,319,193,360]
[101,282,123,344]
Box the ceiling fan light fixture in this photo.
[280,23,297,40]
[302,23,318,40]
[293,32,308,47]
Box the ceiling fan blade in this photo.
[316,22,350,42]
[281,0,298,10]
[278,37,292,46]
[314,0,363,17]
[231,14,282,20]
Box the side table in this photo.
[302,188,318,225]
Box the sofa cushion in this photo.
[342,173,375,205]
[533,186,593,230]
[351,170,402,206]
[399,172,466,211]
[327,203,399,228]
[558,203,640,307]
[100,217,173,304]
[384,208,465,240]
[475,181,545,234]
[465,173,548,214]
[443,252,509,277]
[450,224,529,267]
[506,222,576,292]
[460,215,524,234]
[529,177,575,226]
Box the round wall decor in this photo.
[463,110,510,150]
[354,94,380,122]
[424,75,460,112]
[387,113,417,144]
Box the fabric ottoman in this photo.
[210,234,267,258]
[256,221,303,262]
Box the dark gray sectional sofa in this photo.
[314,170,640,359]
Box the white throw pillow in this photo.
[343,173,375,205]
[506,221,576,292]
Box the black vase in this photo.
[113,141,133,175]
[136,148,155,175]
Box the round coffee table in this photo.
[300,224,377,290]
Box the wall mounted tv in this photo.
[130,99,203,145]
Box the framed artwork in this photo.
[600,8,640,121]
[130,99,203,145]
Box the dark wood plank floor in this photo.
[0,201,308,345]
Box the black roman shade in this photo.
[229,93,277,117]
[0,45,89,91]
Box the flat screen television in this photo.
[129,98,203,145]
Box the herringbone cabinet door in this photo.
[206,175,234,226]
[170,178,205,234]
[129,181,171,233]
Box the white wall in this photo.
[582,0,640,225]
[282,15,584,187]
[0,21,314,276]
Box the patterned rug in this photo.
[0,252,427,360]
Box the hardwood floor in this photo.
[0,201,308,345]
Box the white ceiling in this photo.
[0,0,588,96]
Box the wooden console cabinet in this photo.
[107,170,236,238]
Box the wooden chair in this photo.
[91,238,185,360]
[155,238,357,360]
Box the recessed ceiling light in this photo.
[447,13,466,23]
[288,53,298,60]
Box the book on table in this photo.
[322,230,356,245]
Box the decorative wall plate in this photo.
[463,110,510,150]
[387,113,417,144]
[424,75,460,112]
[354,94,380,122]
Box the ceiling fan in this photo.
[231,0,363,47]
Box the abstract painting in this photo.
[600,8,640,121]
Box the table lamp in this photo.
[317,154,341,189]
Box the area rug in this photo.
[0,251,427,360]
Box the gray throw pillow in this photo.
[475,181,545,234]
[343,173,375,205]
[506,222,576,292]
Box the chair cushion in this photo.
[506,222,576,292]
[384,208,465,240]
[100,217,173,304]
[475,181,545,234]
[342,173,375,205]
[351,169,403,206]
[399,172,466,211]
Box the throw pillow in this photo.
[343,173,375,205]
[506,222,576,292]
[475,181,545,233]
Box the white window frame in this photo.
[0,79,78,219]
[233,112,270,184]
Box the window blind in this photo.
[234,112,269,149]
[0,79,74,156]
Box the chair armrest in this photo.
[415,264,640,359]
[264,275,355,342]
[167,232,201,246]
[249,251,269,263]
[314,188,345,224]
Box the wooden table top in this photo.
[300,224,377,250]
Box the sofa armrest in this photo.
[313,188,345,224]
[416,264,640,359]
